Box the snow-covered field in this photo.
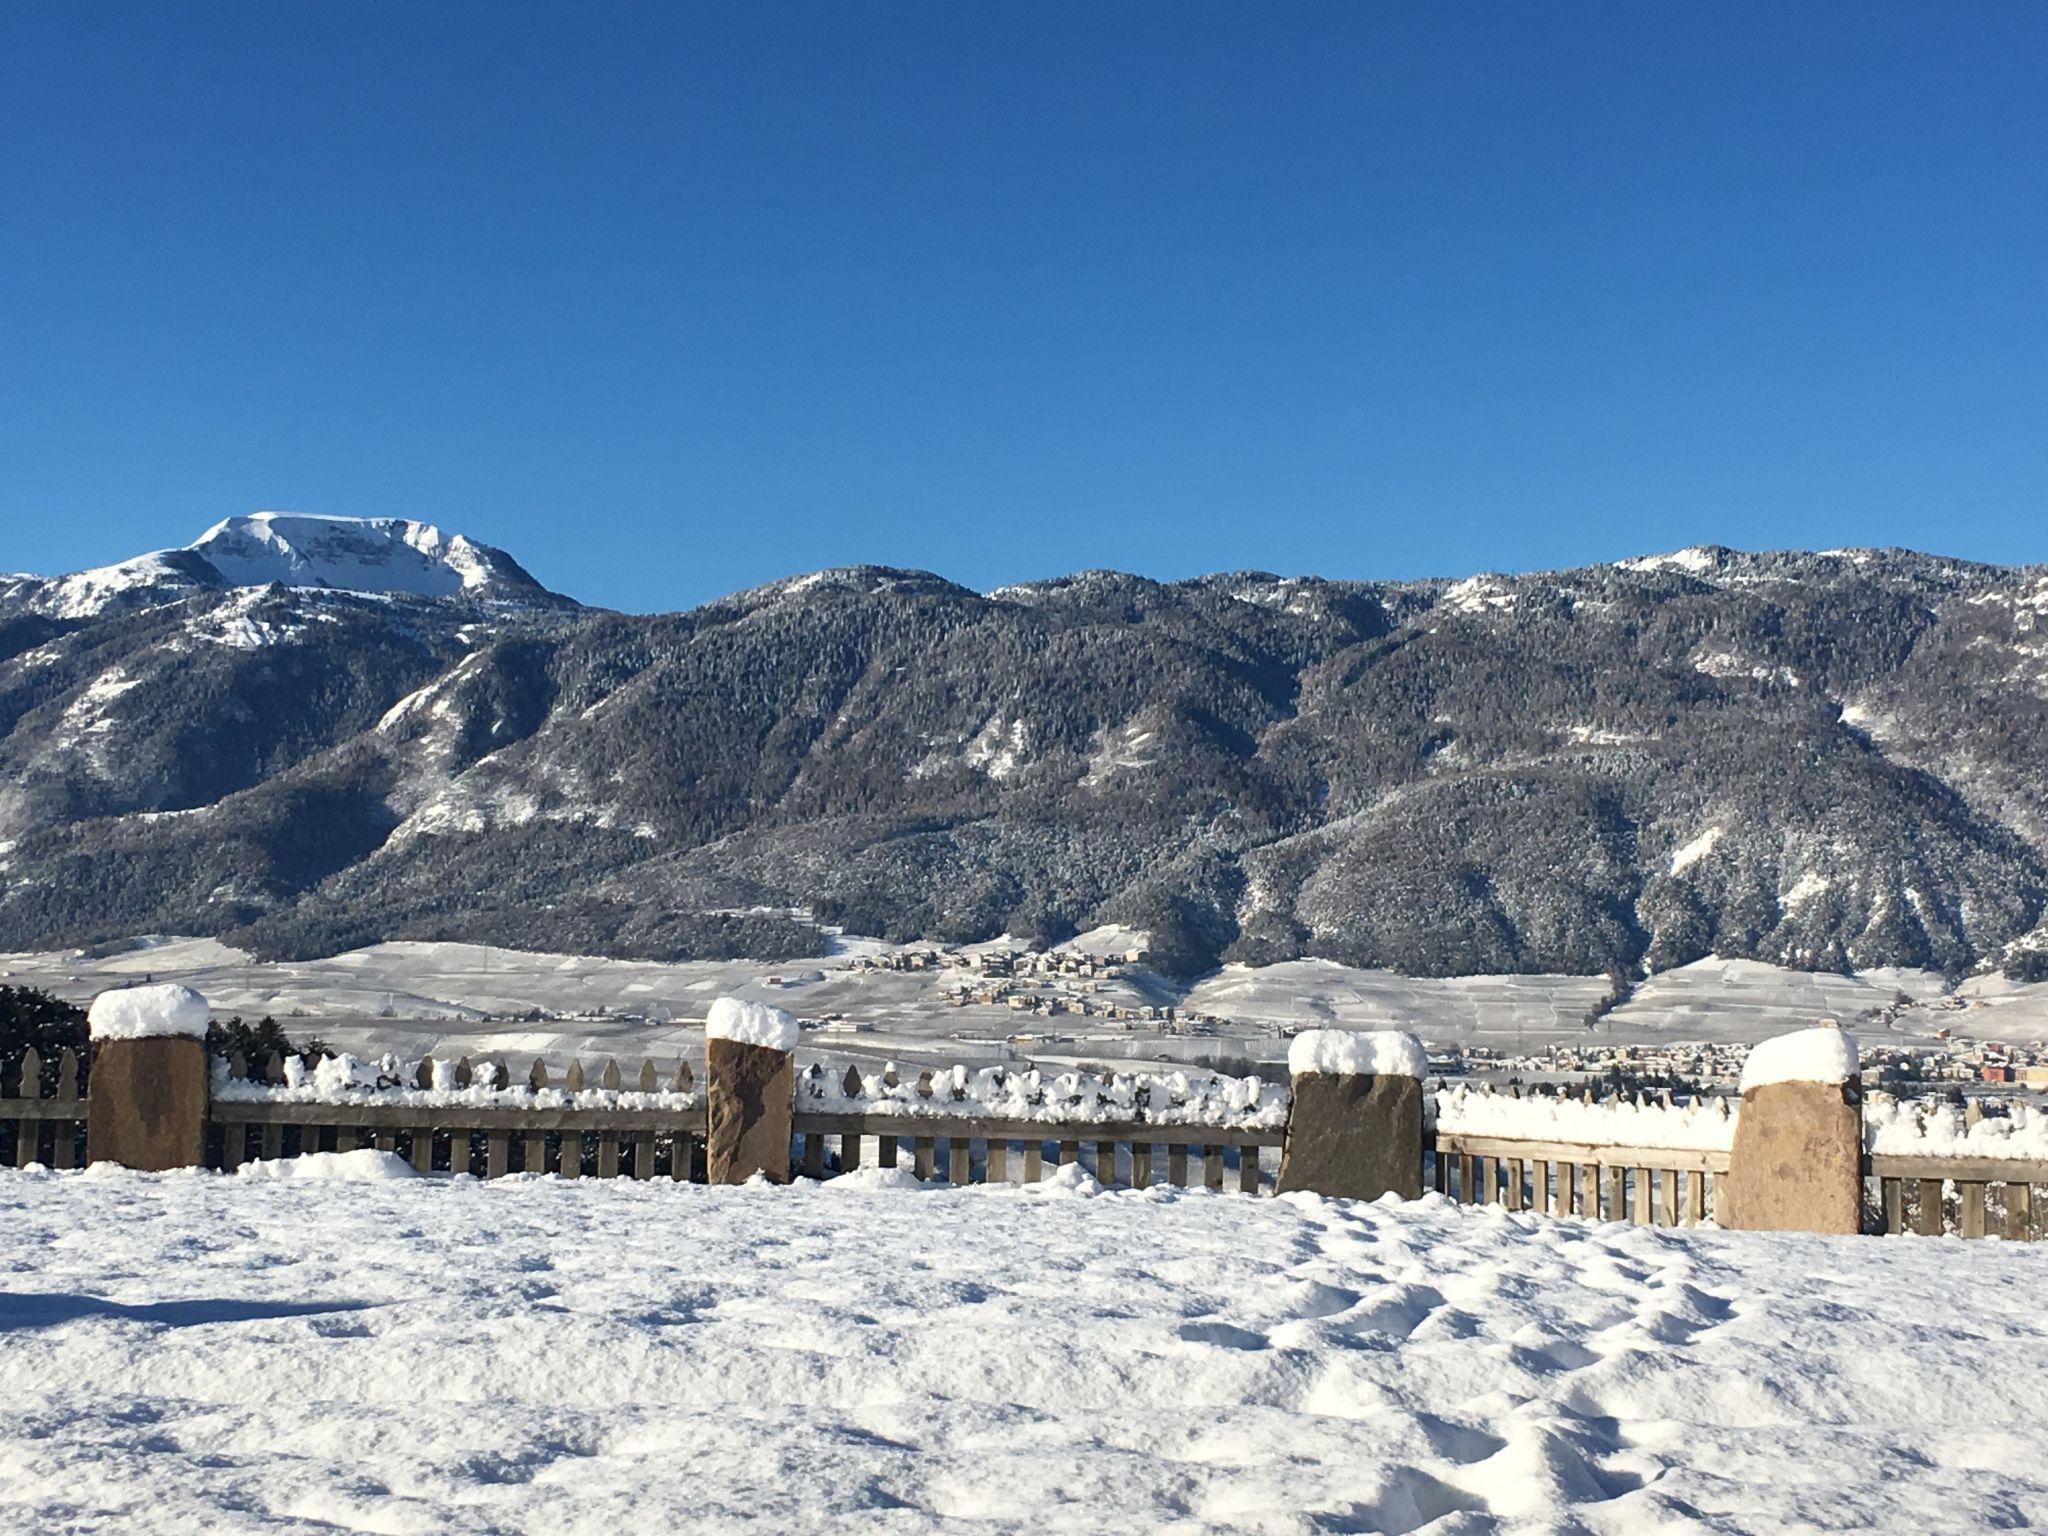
[6,936,2047,1075]
[4,1162,2045,1533]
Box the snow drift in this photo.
[2,1166,2043,1533]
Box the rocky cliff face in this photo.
[3,522,2045,981]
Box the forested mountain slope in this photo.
[4,523,2044,981]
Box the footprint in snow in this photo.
[1281,1279,1363,1319]
[1175,1321,1270,1351]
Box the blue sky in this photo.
[3,5,2043,612]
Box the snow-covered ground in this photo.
[5,936,2047,1075]
[4,1163,2045,1533]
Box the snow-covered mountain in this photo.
[2,529,2046,981]
[7,513,569,617]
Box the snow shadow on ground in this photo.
[0,1291,373,1333]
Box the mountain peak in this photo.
[19,512,571,617]
[188,512,525,599]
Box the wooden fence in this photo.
[3,1046,86,1169]
[1863,1095,2048,1240]
[790,1107,1279,1191]
[787,1059,1283,1190]
[9,1040,2048,1240]
[210,1053,705,1180]
[1429,1132,1726,1226]
[1867,1155,2045,1241]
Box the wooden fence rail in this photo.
[1430,1131,1729,1227]
[789,1110,1282,1191]
[1866,1154,2047,1242]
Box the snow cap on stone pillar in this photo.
[1737,1022,1859,1093]
[87,984,212,1042]
[705,996,800,1052]
[1287,1029,1427,1079]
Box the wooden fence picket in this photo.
[13,1047,41,1167]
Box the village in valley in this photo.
[778,938,2048,1102]
[836,940,1199,1026]
[13,929,2048,1105]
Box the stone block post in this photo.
[83,984,212,1172]
[1276,1030,1428,1201]
[704,997,798,1184]
[1719,1025,1863,1235]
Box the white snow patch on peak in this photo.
[189,512,502,598]
[23,513,552,617]
[1618,546,1721,577]
[88,982,210,1041]
[1739,1025,1858,1093]
[1442,574,1516,614]
[1669,825,1724,874]
[1288,1028,1427,1079]
[705,996,800,1052]
[39,553,205,619]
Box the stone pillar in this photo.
[83,984,212,1172]
[1719,1025,1864,1235]
[1276,1029,1427,1201]
[704,997,798,1185]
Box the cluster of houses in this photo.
[1452,1040,1754,1090]
[1943,1040,2048,1086]
[951,990,1219,1030]
[846,943,1240,1032]
[848,944,1149,980]
[1444,1035,2048,1097]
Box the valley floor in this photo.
[8,936,2048,1074]
[2,1161,2043,1533]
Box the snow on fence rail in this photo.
[209,1051,707,1179]
[15,992,2048,1243]
[1863,1092,2048,1240]
[790,1060,1286,1190]
[1428,1083,1734,1228]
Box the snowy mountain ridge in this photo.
[3,530,2047,979]
[15,512,567,617]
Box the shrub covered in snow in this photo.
[205,1013,327,1069]
[0,986,85,1097]
[1433,1083,1736,1153]
[800,1060,1287,1130]
[213,1051,700,1111]
[1865,1093,2048,1160]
